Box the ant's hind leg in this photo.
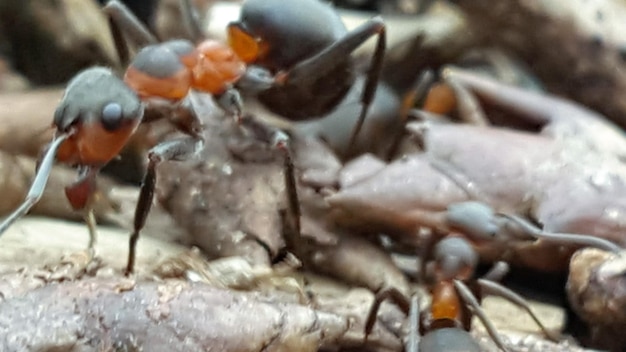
[179,0,204,43]
[103,0,158,66]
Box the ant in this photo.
[364,236,560,352]
[0,0,268,275]
[227,0,386,153]
[0,0,385,275]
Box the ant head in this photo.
[445,201,500,243]
[433,237,478,281]
[53,67,143,165]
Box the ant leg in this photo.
[215,87,244,122]
[400,69,435,121]
[272,131,301,242]
[477,278,561,342]
[278,135,299,236]
[125,136,204,275]
[236,66,276,94]
[59,207,99,272]
[107,9,130,68]
[346,19,386,155]
[0,133,70,236]
[232,116,303,259]
[441,67,551,126]
[497,213,623,254]
[406,293,420,352]
[215,68,276,123]
[278,18,385,89]
[276,18,386,155]
[236,116,301,239]
[84,208,98,260]
[103,0,158,65]
[453,279,511,352]
[364,287,411,338]
[443,74,490,126]
[385,69,435,160]
[482,261,510,282]
[235,116,302,250]
[64,167,100,264]
[179,0,203,43]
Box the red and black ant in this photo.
[227,0,386,151]
[0,0,386,275]
[364,236,560,352]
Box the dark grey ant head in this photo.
[446,201,500,242]
[54,67,143,132]
[433,237,478,281]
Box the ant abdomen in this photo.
[420,328,481,352]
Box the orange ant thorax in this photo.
[123,42,193,101]
[123,39,246,101]
[191,40,246,94]
[430,280,463,324]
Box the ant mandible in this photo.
[364,236,560,352]
[0,0,385,275]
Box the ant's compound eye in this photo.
[101,102,124,131]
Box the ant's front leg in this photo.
[278,18,386,154]
[126,135,204,275]
[477,275,561,342]
[63,166,101,264]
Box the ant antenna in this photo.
[498,213,623,254]
[0,133,71,235]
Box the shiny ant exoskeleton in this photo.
[227,0,386,150]
[0,0,386,275]
[364,236,560,352]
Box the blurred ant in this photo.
[0,0,385,275]
[227,0,386,153]
[364,236,560,352]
